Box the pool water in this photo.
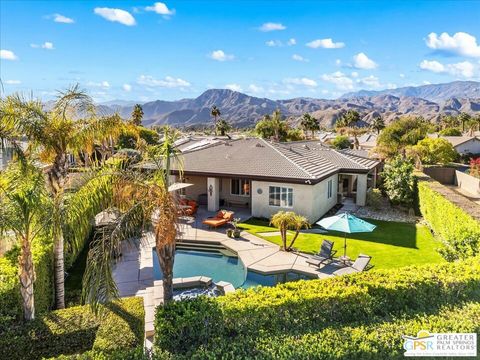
[152,249,313,289]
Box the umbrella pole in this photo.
[343,232,347,258]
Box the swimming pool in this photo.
[152,248,313,289]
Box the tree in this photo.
[458,112,471,132]
[255,110,289,141]
[440,115,460,130]
[0,160,51,320]
[131,104,144,126]
[381,157,416,208]
[215,118,232,136]
[299,113,319,139]
[336,110,361,129]
[439,127,462,136]
[82,127,182,308]
[371,116,385,134]
[408,138,457,166]
[376,116,428,159]
[331,135,351,149]
[210,106,221,128]
[1,85,122,309]
[270,211,310,251]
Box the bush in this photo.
[408,138,457,165]
[0,297,144,360]
[154,257,480,357]
[366,188,383,209]
[331,135,351,149]
[418,179,480,261]
[0,237,53,321]
[382,157,417,207]
[439,127,462,136]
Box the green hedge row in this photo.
[154,257,480,357]
[182,301,480,359]
[0,237,53,321]
[0,297,144,360]
[418,180,480,260]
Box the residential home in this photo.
[428,134,480,155]
[145,138,380,223]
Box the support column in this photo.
[207,177,220,212]
[356,174,368,206]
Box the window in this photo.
[327,179,333,199]
[231,179,250,196]
[269,186,293,207]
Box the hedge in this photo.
[154,257,480,357]
[0,237,53,321]
[418,179,480,260]
[0,297,144,360]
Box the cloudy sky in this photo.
[1,0,480,102]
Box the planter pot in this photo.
[226,229,234,238]
[233,229,241,238]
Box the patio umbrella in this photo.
[316,212,376,257]
[167,182,193,192]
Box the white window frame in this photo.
[269,186,293,208]
[231,178,250,197]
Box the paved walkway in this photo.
[112,207,337,338]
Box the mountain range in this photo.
[98,81,480,128]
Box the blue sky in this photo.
[1,1,480,102]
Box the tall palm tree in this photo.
[1,85,122,309]
[0,160,52,320]
[270,211,310,251]
[371,116,385,134]
[131,104,144,126]
[458,112,472,133]
[210,106,221,129]
[300,113,319,139]
[215,118,232,136]
[82,127,182,308]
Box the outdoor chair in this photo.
[202,210,235,228]
[333,254,373,276]
[306,240,337,267]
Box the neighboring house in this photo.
[145,138,380,223]
[428,134,480,155]
[357,133,377,151]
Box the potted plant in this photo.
[229,218,242,238]
[226,228,234,237]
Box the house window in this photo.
[269,186,293,207]
[231,179,250,196]
[327,179,333,199]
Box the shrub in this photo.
[439,127,462,136]
[418,179,480,260]
[331,135,351,149]
[382,157,417,207]
[154,257,480,357]
[408,138,458,165]
[366,188,383,209]
[0,297,144,360]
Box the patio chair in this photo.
[202,210,235,228]
[306,240,337,267]
[333,254,373,276]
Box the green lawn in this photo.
[240,218,445,269]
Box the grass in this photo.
[240,218,445,269]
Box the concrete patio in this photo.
[112,206,338,339]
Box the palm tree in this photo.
[131,104,144,126]
[82,127,182,308]
[0,160,52,320]
[458,112,472,133]
[371,116,385,134]
[441,115,460,130]
[300,113,319,139]
[215,118,232,136]
[1,85,122,309]
[270,211,310,251]
[210,106,221,128]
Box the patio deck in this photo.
[112,206,337,339]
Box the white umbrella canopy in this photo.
[167,182,194,192]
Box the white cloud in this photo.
[225,83,242,92]
[426,32,480,58]
[292,54,308,62]
[353,52,378,69]
[123,84,132,92]
[423,81,431,85]
[335,59,342,66]
[87,81,111,89]
[321,71,354,90]
[357,75,381,88]
[287,38,296,46]
[306,38,345,49]
[399,73,405,78]
[53,13,74,23]
[247,84,264,94]
[4,80,21,85]
[419,59,476,78]
[94,8,136,26]
[0,49,18,60]
[145,2,175,16]
[283,77,318,87]
[32,42,54,50]
[259,22,286,32]
[209,50,234,61]
[137,75,191,88]
[266,40,282,47]
[351,71,359,78]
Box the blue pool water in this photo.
[153,249,313,289]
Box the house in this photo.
[146,138,380,223]
[357,133,378,152]
[428,134,480,155]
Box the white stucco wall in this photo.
[455,139,480,155]
[251,174,338,223]
[184,175,207,201]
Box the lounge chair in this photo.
[177,199,198,216]
[306,240,337,267]
[202,210,234,228]
[333,254,372,276]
